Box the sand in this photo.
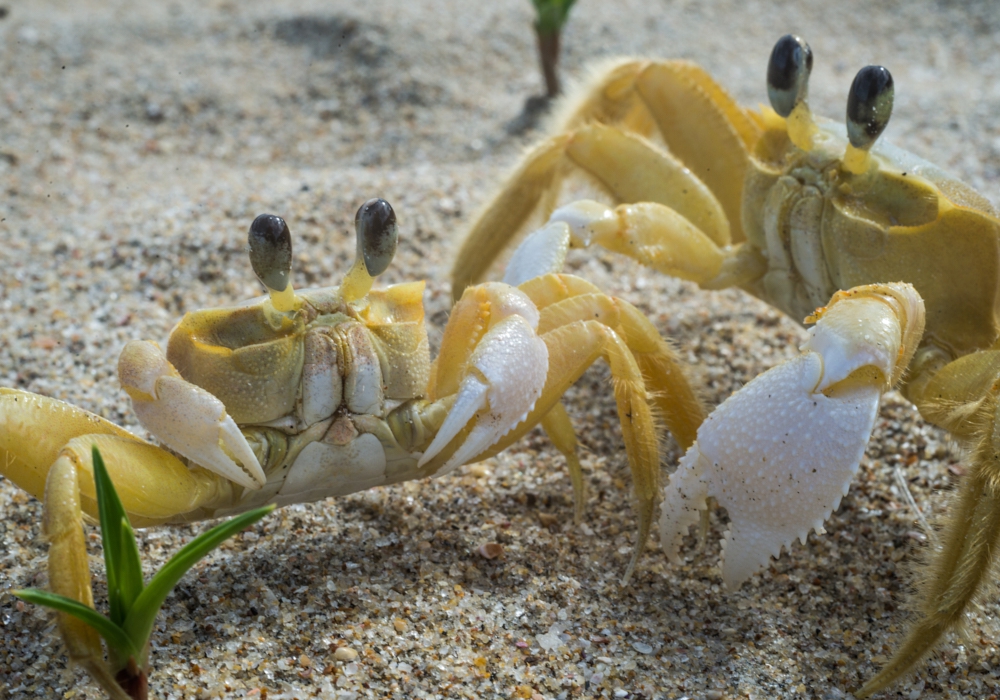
[2,0,1000,698]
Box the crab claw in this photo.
[118,340,266,490]
[419,284,549,474]
[660,283,924,589]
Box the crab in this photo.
[0,197,709,694]
[450,34,1000,696]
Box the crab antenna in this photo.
[843,65,894,175]
[767,34,816,151]
[248,214,298,312]
[341,198,399,303]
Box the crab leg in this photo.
[42,455,118,695]
[537,402,588,522]
[627,62,760,240]
[518,270,704,451]
[859,349,1000,696]
[660,283,924,588]
[489,317,659,582]
[0,389,236,696]
[0,389,231,525]
[451,125,730,296]
[427,272,693,580]
[505,225,705,550]
[451,60,763,297]
[484,276,702,582]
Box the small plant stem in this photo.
[536,27,561,97]
[116,656,149,700]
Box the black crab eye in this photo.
[355,198,398,277]
[248,213,292,292]
[846,65,894,149]
[767,34,813,118]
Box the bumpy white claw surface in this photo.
[660,283,923,589]
[502,221,572,287]
[659,354,880,589]
[118,340,266,490]
[419,314,548,474]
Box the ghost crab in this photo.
[0,197,706,692]
[452,35,1000,695]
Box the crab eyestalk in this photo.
[767,34,816,150]
[341,198,399,303]
[248,214,298,312]
[843,65,894,175]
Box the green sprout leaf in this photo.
[123,504,275,653]
[13,589,140,659]
[14,444,276,697]
[93,446,145,626]
[532,0,577,35]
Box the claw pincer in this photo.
[660,283,924,588]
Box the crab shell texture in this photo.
[744,109,1000,364]
[0,282,435,528]
[165,281,434,513]
[450,41,1000,697]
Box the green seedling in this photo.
[531,0,578,97]
[15,446,274,700]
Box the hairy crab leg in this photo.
[1,391,233,697]
[659,283,924,589]
[42,456,124,697]
[628,61,760,239]
[479,281,702,582]
[451,58,763,298]
[492,226,705,576]
[859,348,1000,695]
[427,270,693,581]
[518,271,704,451]
[506,317,660,583]
[537,402,588,522]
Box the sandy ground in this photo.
[2,0,1000,698]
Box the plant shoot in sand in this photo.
[532,0,577,97]
[15,446,273,700]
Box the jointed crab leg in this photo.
[489,314,660,582]
[519,270,704,451]
[0,390,232,525]
[859,348,1000,696]
[452,59,763,297]
[43,455,121,696]
[480,272,704,581]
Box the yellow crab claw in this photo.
[118,340,266,490]
[419,283,548,474]
[660,283,924,588]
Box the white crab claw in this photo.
[502,221,571,287]
[660,283,924,589]
[548,200,618,246]
[118,340,266,490]
[419,294,549,474]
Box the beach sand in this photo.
[2,1,1000,698]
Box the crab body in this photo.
[744,112,1000,359]
[166,281,435,514]
[1,198,704,697]
[451,35,1000,695]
